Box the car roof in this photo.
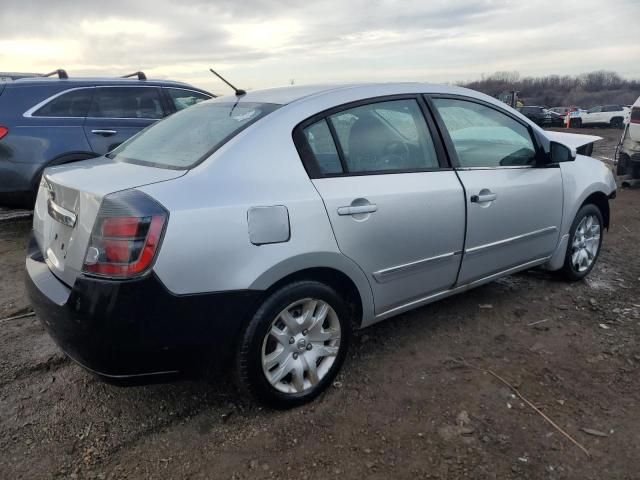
[203,82,549,146]
[210,82,495,106]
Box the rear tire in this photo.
[235,280,351,408]
[560,204,603,281]
[570,118,582,128]
[610,117,624,129]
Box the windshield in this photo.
[107,101,281,169]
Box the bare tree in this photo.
[461,70,639,107]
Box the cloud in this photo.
[0,0,638,93]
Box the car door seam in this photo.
[305,178,377,314]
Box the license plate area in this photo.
[43,220,75,272]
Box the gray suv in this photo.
[25,83,616,408]
[0,70,212,207]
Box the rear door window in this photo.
[89,87,164,119]
[33,88,93,117]
[327,99,439,173]
[165,88,212,111]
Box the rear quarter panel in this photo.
[139,106,376,322]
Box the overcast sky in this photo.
[1,0,639,93]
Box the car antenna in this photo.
[209,68,246,96]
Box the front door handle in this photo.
[337,204,378,216]
[91,129,117,136]
[470,192,497,203]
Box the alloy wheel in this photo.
[571,214,601,272]
[261,298,341,394]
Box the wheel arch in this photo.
[32,151,98,189]
[543,178,613,272]
[249,252,375,329]
[581,191,610,229]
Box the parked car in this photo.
[617,95,640,178]
[517,106,564,127]
[26,83,616,408]
[0,70,213,207]
[550,106,584,119]
[546,110,567,127]
[572,105,630,129]
[549,106,571,116]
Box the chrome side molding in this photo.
[465,226,558,256]
[373,256,551,322]
[373,251,461,283]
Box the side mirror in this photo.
[549,141,576,163]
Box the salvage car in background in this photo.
[26,83,616,408]
[572,105,630,129]
[617,96,640,178]
[549,106,572,116]
[0,70,212,207]
[517,105,564,127]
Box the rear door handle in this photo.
[470,192,497,203]
[337,204,378,216]
[91,129,117,136]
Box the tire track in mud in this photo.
[2,354,70,387]
[0,314,69,387]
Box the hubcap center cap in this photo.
[296,338,307,351]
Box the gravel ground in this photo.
[1,128,638,479]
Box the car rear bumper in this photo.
[25,235,263,378]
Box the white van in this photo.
[617,96,640,178]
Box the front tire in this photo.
[617,153,630,176]
[560,204,603,281]
[235,281,351,408]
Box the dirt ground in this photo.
[1,128,639,479]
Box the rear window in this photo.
[33,88,93,117]
[107,101,280,169]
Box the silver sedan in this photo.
[26,83,616,408]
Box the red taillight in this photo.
[102,216,142,237]
[631,107,640,125]
[0,126,8,140]
[82,190,168,278]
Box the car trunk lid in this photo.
[33,157,185,286]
